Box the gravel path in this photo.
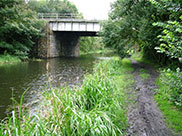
[127,59,171,136]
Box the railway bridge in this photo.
[37,13,102,58]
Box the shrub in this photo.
[153,16,182,59]
[162,68,182,106]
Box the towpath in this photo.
[127,59,171,136]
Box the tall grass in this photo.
[0,58,133,135]
[0,54,21,64]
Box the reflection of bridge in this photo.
[37,13,102,58]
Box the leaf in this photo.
[176,28,182,33]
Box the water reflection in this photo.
[0,56,98,119]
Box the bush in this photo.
[162,68,182,106]
[153,16,182,59]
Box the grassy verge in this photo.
[155,74,182,135]
[0,57,134,135]
[80,48,115,56]
[0,55,21,65]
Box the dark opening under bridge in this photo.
[37,13,102,58]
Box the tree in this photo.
[153,16,182,59]
[28,0,78,14]
[0,0,45,58]
[102,0,182,61]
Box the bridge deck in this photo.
[49,19,102,32]
[38,13,102,32]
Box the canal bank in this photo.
[0,55,21,65]
[1,55,179,135]
[0,57,135,135]
[0,56,94,120]
[0,50,116,120]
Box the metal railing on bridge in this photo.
[38,13,83,19]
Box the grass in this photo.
[131,51,155,65]
[139,68,150,81]
[31,58,42,62]
[0,57,135,136]
[131,52,147,63]
[131,52,151,81]
[80,48,115,56]
[0,54,21,65]
[155,74,182,135]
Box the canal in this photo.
[0,53,113,120]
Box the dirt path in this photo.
[127,59,171,136]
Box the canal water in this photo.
[0,53,113,120]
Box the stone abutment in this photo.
[37,22,98,58]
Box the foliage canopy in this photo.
[101,0,182,61]
[0,0,45,58]
[28,0,78,14]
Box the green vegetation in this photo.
[80,48,114,56]
[131,50,182,135]
[155,69,182,107]
[124,8,182,128]
[0,0,79,60]
[28,0,78,14]
[0,54,21,64]
[80,37,114,56]
[139,69,150,81]
[153,16,182,59]
[101,0,182,63]
[1,0,182,135]
[0,58,134,135]
[0,0,45,59]
[155,74,182,135]
[131,52,153,65]
[80,37,106,55]
[85,48,114,55]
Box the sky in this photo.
[68,0,115,20]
